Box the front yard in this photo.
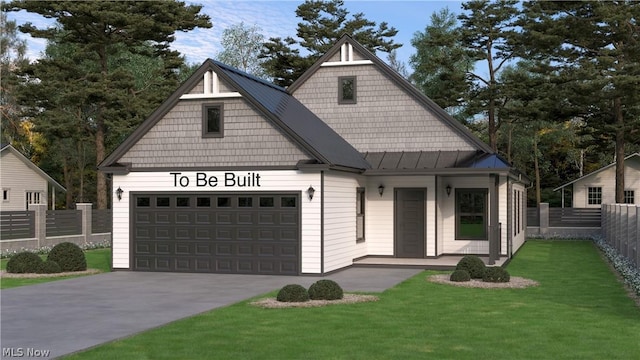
[64,240,640,359]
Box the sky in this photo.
[6,0,464,71]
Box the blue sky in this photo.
[7,0,464,71]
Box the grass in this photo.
[64,240,640,360]
[0,248,111,289]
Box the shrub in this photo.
[483,266,511,283]
[47,242,87,272]
[456,255,486,279]
[449,269,471,282]
[308,279,344,300]
[276,284,309,302]
[6,252,43,273]
[37,260,62,274]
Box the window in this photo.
[624,190,635,204]
[238,197,253,207]
[176,197,190,207]
[2,189,8,202]
[587,187,602,205]
[25,191,41,208]
[197,197,211,207]
[137,197,150,207]
[202,104,223,137]
[156,197,170,207]
[281,196,296,208]
[259,197,274,207]
[338,76,356,104]
[217,197,231,207]
[356,188,365,243]
[456,189,488,240]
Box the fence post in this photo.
[76,203,92,245]
[601,204,607,240]
[539,203,549,235]
[635,206,640,269]
[628,205,637,268]
[28,203,47,248]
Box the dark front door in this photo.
[395,189,426,258]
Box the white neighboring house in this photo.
[0,144,66,211]
[554,153,640,208]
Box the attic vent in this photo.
[203,71,221,94]
[180,70,241,99]
[340,43,354,62]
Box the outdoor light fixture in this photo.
[378,184,385,196]
[307,185,315,201]
[116,187,123,201]
[446,185,452,197]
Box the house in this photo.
[0,144,66,211]
[554,153,640,207]
[99,35,529,275]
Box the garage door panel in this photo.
[132,193,299,275]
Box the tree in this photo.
[386,49,409,79]
[260,0,400,87]
[0,11,30,152]
[521,1,640,203]
[217,22,267,78]
[6,0,211,208]
[410,8,472,111]
[458,0,520,151]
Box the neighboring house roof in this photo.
[553,153,640,191]
[288,34,494,155]
[0,144,66,192]
[99,59,370,172]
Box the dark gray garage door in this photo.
[131,193,300,275]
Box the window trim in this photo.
[624,190,635,204]
[356,187,365,243]
[338,76,357,104]
[587,186,602,205]
[202,103,224,138]
[455,188,488,241]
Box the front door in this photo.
[395,188,426,258]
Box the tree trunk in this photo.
[63,158,74,209]
[96,122,107,209]
[534,136,541,206]
[614,97,625,204]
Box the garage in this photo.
[131,193,300,275]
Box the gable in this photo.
[118,97,313,169]
[0,145,65,192]
[289,35,493,154]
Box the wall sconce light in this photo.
[307,185,315,201]
[446,185,452,197]
[116,187,123,201]
[378,184,385,197]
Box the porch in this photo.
[353,255,508,271]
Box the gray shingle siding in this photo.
[292,65,478,153]
[119,98,312,168]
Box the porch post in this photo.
[489,174,499,265]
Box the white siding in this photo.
[322,172,366,272]
[573,157,640,207]
[0,152,48,211]
[112,170,322,273]
[512,182,527,253]
[365,176,436,257]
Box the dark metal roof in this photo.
[213,60,370,170]
[364,151,481,170]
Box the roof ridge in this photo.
[209,59,287,93]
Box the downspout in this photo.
[320,170,325,275]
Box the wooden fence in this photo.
[527,203,601,237]
[549,208,601,227]
[601,204,639,270]
[46,210,82,237]
[0,211,36,240]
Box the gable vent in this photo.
[180,70,242,99]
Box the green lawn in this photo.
[64,241,640,360]
[0,248,111,289]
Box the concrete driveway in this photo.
[0,268,421,359]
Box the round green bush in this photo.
[47,242,87,272]
[308,279,344,300]
[6,252,43,273]
[483,266,511,283]
[37,260,62,274]
[449,269,471,282]
[276,284,310,302]
[456,255,486,279]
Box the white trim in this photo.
[320,60,374,67]
[204,71,211,94]
[180,93,242,100]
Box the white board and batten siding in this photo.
[322,172,366,273]
[112,170,322,273]
[512,181,527,254]
[365,176,437,257]
[0,152,48,211]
